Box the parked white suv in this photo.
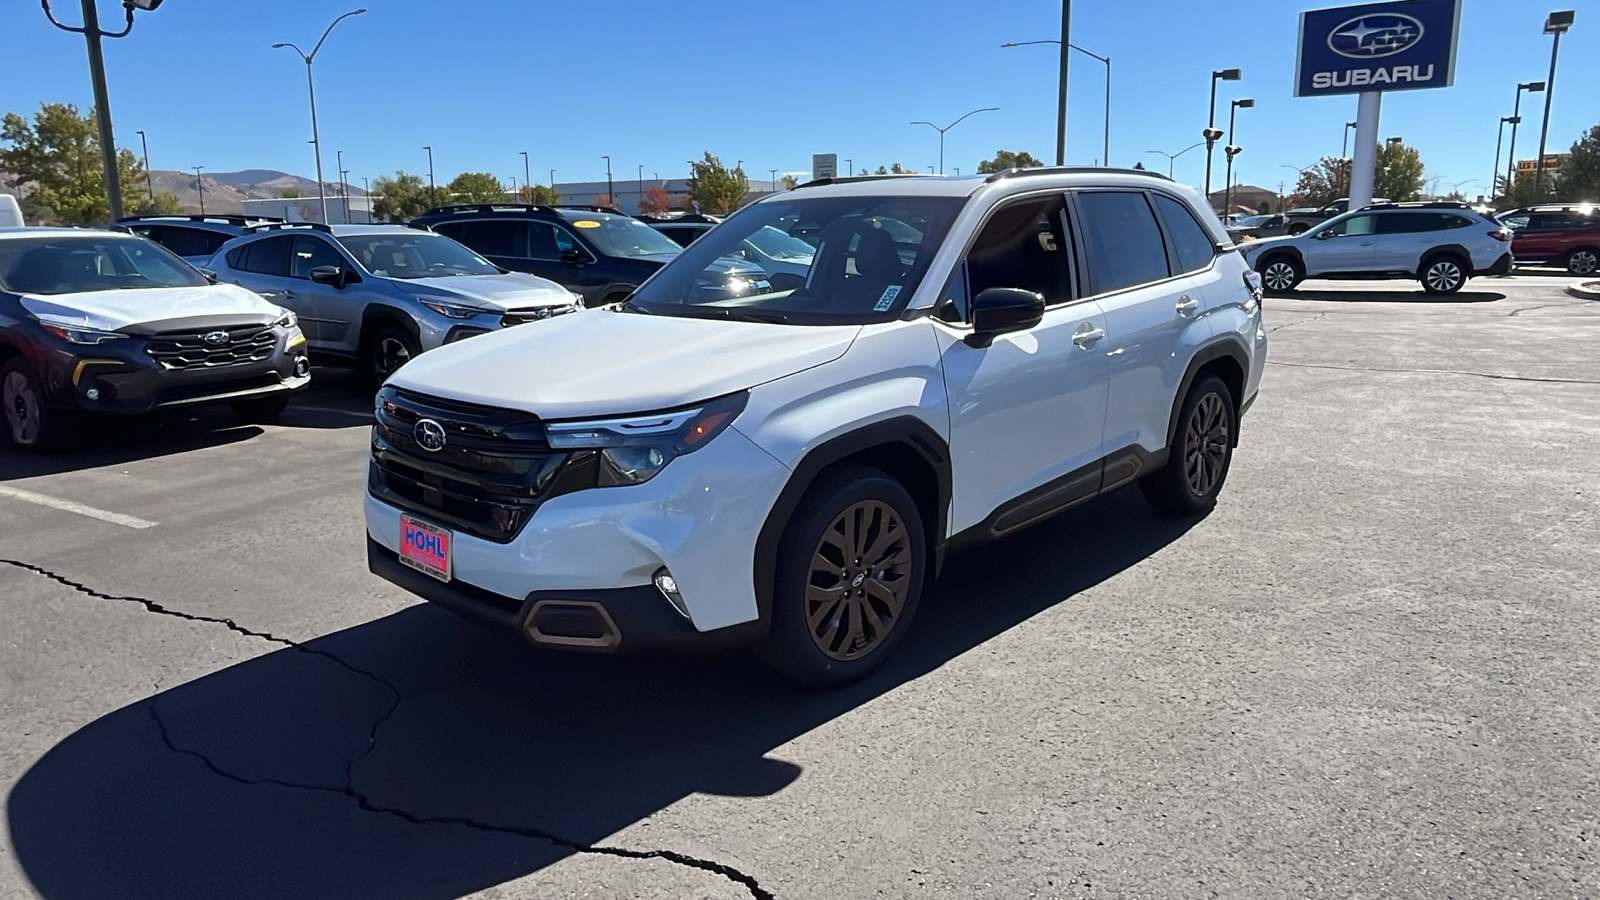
[1240,202,1513,295]
[364,169,1267,684]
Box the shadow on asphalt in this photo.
[0,365,373,481]
[1276,288,1505,303]
[6,486,1199,899]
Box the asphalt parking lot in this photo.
[1,272,1597,900]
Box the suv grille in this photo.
[147,324,276,370]
[500,305,576,328]
[369,387,584,543]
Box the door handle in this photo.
[1071,324,1106,347]
[1176,295,1199,315]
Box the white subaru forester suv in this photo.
[364,169,1267,685]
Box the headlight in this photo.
[36,315,126,345]
[274,310,298,329]
[545,392,748,486]
[421,300,489,319]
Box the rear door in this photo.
[1372,212,1440,272]
[222,235,308,335]
[1306,213,1378,274]
[1514,212,1579,264]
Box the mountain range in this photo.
[146,168,366,215]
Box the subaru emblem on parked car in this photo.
[202,330,230,345]
[1328,13,1424,59]
[414,418,447,452]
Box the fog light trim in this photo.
[653,568,691,620]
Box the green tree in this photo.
[687,152,748,215]
[780,174,799,190]
[0,102,156,224]
[1558,124,1600,201]
[281,186,303,199]
[446,171,505,204]
[1374,141,1425,201]
[871,163,914,175]
[129,191,183,215]
[1289,157,1350,208]
[520,183,560,205]
[371,170,436,222]
[976,150,1044,174]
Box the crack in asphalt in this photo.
[2,559,774,900]
[1264,360,1600,385]
[1265,313,1328,333]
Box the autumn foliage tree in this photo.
[638,184,673,215]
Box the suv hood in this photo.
[1238,234,1300,258]
[387,308,860,419]
[18,282,281,333]
[398,272,578,311]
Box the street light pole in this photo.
[1056,1,1070,166]
[1001,39,1109,167]
[273,8,367,225]
[1493,116,1516,198]
[135,129,154,204]
[193,166,205,216]
[639,164,645,209]
[1342,121,1357,158]
[361,176,370,222]
[423,145,435,196]
[911,107,1000,174]
[521,151,531,204]
[1145,141,1206,179]
[1223,98,1253,217]
[336,149,345,223]
[845,159,853,176]
[1506,80,1546,195]
[770,168,778,192]
[602,155,612,207]
[40,0,165,222]
[1533,11,1574,199]
[1204,68,1242,204]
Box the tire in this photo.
[1,358,62,452]
[760,465,927,687]
[363,323,420,386]
[231,395,290,423]
[1566,247,1599,276]
[1140,375,1237,517]
[1258,256,1303,294]
[1420,254,1467,295]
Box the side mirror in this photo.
[198,268,219,284]
[966,287,1045,348]
[309,265,345,288]
[560,248,587,267]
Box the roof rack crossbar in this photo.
[242,221,334,234]
[793,173,940,189]
[983,165,1172,184]
[419,203,559,216]
[118,214,286,225]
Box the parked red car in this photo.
[1498,205,1600,275]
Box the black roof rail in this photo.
[552,204,624,214]
[793,173,938,189]
[418,203,558,217]
[242,221,334,234]
[984,165,1172,184]
[1358,200,1474,211]
[117,214,286,226]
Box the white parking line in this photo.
[0,485,157,529]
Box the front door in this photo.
[933,192,1111,535]
[290,234,361,352]
[1308,212,1379,274]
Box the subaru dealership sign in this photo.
[1295,0,1460,97]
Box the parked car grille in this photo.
[369,387,580,543]
[500,305,576,328]
[147,324,276,370]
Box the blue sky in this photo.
[2,0,1596,200]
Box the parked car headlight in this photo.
[545,391,748,486]
[36,315,126,345]
[274,310,298,329]
[421,300,489,319]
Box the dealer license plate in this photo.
[399,514,452,582]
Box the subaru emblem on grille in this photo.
[414,418,447,452]
[202,331,230,345]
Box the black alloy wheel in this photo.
[1139,375,1237,516]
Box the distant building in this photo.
[243,194,373,224]
[1206,184,1278,215]
[552,178,779,215]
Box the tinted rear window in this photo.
[1152,194,1216,274]
[1076,192,1171,294]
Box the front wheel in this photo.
[1,359,62,451]
[363,324,420,386]
[1421,256,1467,295]
[1566,248,1599,276]
[1140,376,1237,517]
[761,466,926,687]
[1259,257,1303,294]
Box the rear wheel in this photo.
[761,466,926,687]
[1,358,62,451]
[1259,256,1303,293]
[1421,255,1467,294]
[1566,247,1599,276]
[1140,375,1237,517]
[363,323,420,386]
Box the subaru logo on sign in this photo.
[1328,13,1425,59]
[414,418,447,452]
[202,330,230,345]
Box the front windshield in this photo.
[338,232,498,278]
[558,213,683,258]
[745,225,816,261]
[627,195,966,325]
[0,235,205,295]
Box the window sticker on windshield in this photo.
[574,221,601,229]
[874,285,903,312]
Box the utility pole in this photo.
[1056,0,1071,166]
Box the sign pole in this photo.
[1348,91,1381,209]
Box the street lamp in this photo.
[520,151,531,204]
[1002,40,1110,167]
[1342,121,1358,158]
[1506,81,1546,193]
[422,145,434,197]
[1222,98,1253,216]
[638,164,645,209]
[1145,141,1206,179]
[40,0,166,221]
[361,176,370,222]
[1493,115,1519,197]
[770,168,778,192]
[273,8,366,224]
[1204,68,1243,200]
[1534,10,1575,198]
[845,158,853,176]
[134,129,154,204]
[911,107,999,174]
[602,155,613,207]
[193,165,204,216]
[335,149,346,223]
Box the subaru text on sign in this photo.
[1295,0,1461,97]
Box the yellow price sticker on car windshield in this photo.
[574,220,601,228]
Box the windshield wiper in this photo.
[616,297,648,314]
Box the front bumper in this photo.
[364,424,793,649]
[43,325,310,415]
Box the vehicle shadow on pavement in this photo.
[6,487,1198,900]
[1280,289,1505,303]
[0,367,373,480]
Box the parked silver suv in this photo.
[209,223,582,382]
